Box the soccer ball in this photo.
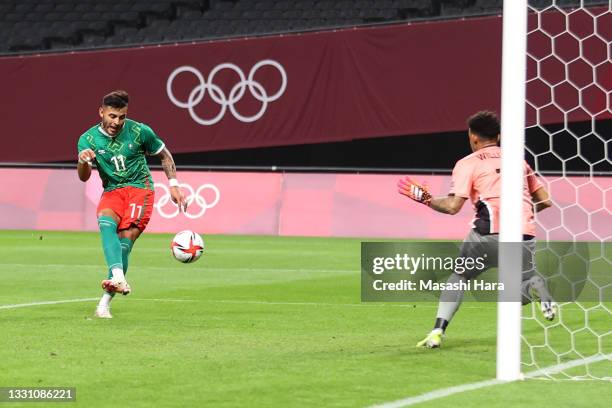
[171,230,204,263]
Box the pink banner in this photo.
[1,168,608,241]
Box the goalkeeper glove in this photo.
[398,176,432,206]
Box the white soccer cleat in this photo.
[101,278,131,296]
[94,306,113,319]
[416,328,444,348]
[540,301,557,321]
[527,276,556,321]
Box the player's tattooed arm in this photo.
[429,195,467,215]
[157,147,177,179]
[156,147,188,211]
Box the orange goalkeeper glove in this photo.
[397,176,432,206]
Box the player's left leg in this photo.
[417,231,498,348]
[117,226,141,280]
[416,272,466,348]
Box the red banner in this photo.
[1,11,608,163]
[0,17,504,162]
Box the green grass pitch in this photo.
[0,230,609,407]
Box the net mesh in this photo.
[521,0,611,380]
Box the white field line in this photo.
[523,353,612,379]
[0,298,99,310]
[0,297,196,310]
[0,263,356,274]
[368,353,612,408]
[0,297,491,311]
[201,299,490,309]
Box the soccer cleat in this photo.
[94,306,113,319]
[527,276,556,321]
[540,300,557,321]
[101,279,131,296]
[416,329,443,348]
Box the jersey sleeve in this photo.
[449,158,474,198]
[525,162,543,193]
[140,123,165,155]
[77,133,92,154]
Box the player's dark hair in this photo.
[467,111,500,140]
[102,90,129,109]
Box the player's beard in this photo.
[103,121,123,137]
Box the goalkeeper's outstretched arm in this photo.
[429,195,466,215]
[398,176,466,214]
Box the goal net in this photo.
[520,0,611,380]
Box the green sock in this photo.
[107,238,134,298]
[106,238,134,283]
[119,237,134,275]
[98,216,123,278]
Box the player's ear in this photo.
[467,130,475,142]
[98,107,104,118]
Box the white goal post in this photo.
[498,0,528,382]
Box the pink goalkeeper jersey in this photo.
[449,145,543,236]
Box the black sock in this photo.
[434,318,449,332]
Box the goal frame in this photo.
[497,0,528,381]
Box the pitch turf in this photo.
[0,230,609,407]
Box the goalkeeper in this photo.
[398,111,556,348]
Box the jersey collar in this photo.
[98,125,113,137]
[98,124,124,138]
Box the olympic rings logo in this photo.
[155,182,220,219]
[166,60,287,125]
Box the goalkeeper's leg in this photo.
[417,231,496,348]
[521,275,556,320]
[520,238,557,321]
[417,273,466,348]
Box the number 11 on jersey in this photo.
[110,155,126,172]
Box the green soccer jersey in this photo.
[77,119,165,192]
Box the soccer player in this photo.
[398,111,556,348]
[77,90,187,319]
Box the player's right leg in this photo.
[520,238,557,321]
[96,248,131,318]
[97,207,130,295]
[521,274,557,320]
[95,211,126,318]
[94,192,130,317]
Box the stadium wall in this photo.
[1,168,608,240]
[3,12,606,163]
[2,16,504,162]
